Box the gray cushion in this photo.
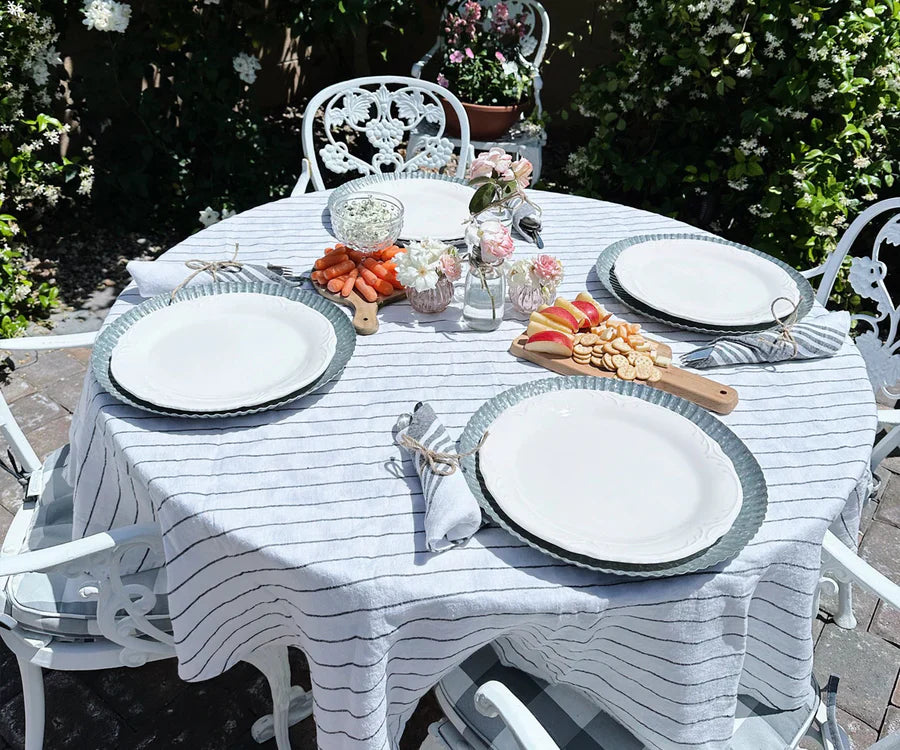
[2,446,169,639]
[436,646,818,750]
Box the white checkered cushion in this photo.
[434,646,818,750]
[0,446,169,639]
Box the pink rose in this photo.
[510,157,533,189]
[531,254,563,284]
[468,154,495,179]
[495,51,506,62]
[449,49,463,63]
[469,147,513,180]
[436,73,449,88]
[478,220,515,261]
[440,253,462,281]
[465,47,475,59]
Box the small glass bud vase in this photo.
[509,277,556,315]
[463,260,506,331]
[406,276,454,314]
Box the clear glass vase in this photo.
[407,276,454,314]
[509,277,556,315]
[463,261,506,331]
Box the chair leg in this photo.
[243,645,295,750]
[834,579,858,630]
[16,654,45,750]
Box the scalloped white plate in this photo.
[110,292,336,411]
[614,237,800,325]
[479,390,743,564]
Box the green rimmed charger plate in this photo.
[91,282,356,418]
[596,232,816,335]
[459,376,767,578]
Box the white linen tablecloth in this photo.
[66,191,876,750]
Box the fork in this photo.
[267,264,310,284]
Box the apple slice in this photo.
[553,298,589,329]
[529,312,574,335]
[526,320,571,339]
[572,300,601,327]
[539,306,580,333]
[575,292,610,322]
[524,330,575,357]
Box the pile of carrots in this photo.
[310,244,406,302]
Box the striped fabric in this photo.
[126,259,299,297]
[682,310,851,369]
[65,191,876,750]
[393,402,483,552]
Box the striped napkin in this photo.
[681,311,850,369]
[126,260,292,298]
[393,402,483,553]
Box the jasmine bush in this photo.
[567,0,900,287]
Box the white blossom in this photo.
[81,0,131,33]
[198,206,220,227]
[232,52,261,84]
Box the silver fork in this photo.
[267,264,310,284]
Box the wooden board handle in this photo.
[350,297,380,335]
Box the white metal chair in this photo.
[800,198,900,629]
[410,0,550,181]
[420,544,900,750]
[290,75,471,195]
[0,332,309,750]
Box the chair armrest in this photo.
[290,158,312,197]
[801,265,825,280]
[474,681,559,750]
[0,523,160,577]
[877,408,900,427]
[0,331,97,352]
[412,40,441,78]
[823,531,900,610]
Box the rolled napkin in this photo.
[126,259,291,298]
[681,310,851,369]
[393,402,484,552]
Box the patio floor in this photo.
[1,316,899,748]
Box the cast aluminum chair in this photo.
[410,0,549,181]
[0,332,307,750]
[290,75,471,195]
[803,198,900,629]
[420,539,900,750]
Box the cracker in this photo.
[617,364,637,380]
[648,367,662,382]
[573,344,593,356]
[580,333,599,347]
[611,353,629,369]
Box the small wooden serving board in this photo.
[313,282,406,335]
[510,334,739,415]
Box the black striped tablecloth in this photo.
[66,191,876,750]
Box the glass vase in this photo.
[463,261,506,331]
[509,277,556,315]
[407,276,454,314]
[479,204,514,229]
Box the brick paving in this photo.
[0,331,899,749]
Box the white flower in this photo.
[6,2,24,18]
[220,207,235,220]
[395,246,440,292]
[853,156,871,169]
[198,206,220,227]
[233,53,261,84]
[81,0,131,33]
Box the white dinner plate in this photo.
[614,237,800,325]
[330,174,474,241]
[110,292,337,411]
[478,390,743,564]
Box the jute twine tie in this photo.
[771,296,799,358]
[170,243,243,301]
[397,431,488,476]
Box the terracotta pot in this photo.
[441,99,524,141]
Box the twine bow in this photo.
[397,431,488,476]
[170,243,243,301]
[771,296,799,358]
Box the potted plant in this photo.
[435,1,532,139]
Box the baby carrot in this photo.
[362,257,392,280]
[326,275,347,294]
[346,250,365,263]
[323,259,355,280]
[323,246,336,255]
[340,269,358,297]
[381,246,405,260]
[311,270,327,284]
[360,267,393,296]
[354,276,378,302]
[314,251,349,270]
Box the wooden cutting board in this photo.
[313,282,406,335]
[510,334,739,414]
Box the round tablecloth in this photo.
[66,190,876,750]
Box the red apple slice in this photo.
[553,298,589,328]
[529,312,574,335]
[572,300,601,327]
[575,292,610,322]
[539,306,579,333]
[524,330,575,356]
